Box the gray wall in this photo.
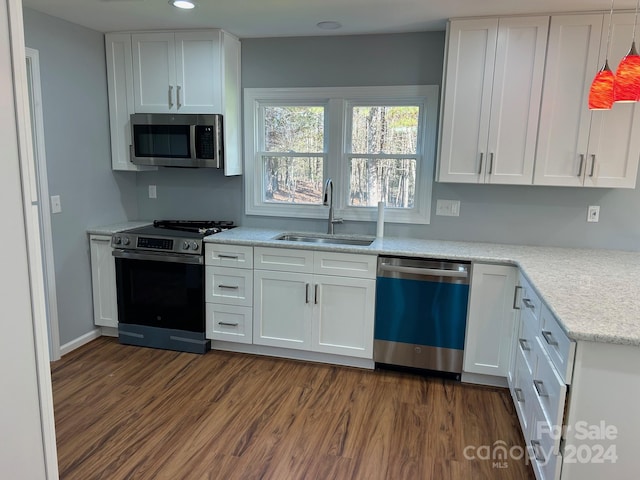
[23,8,138,345]
[138,31,640,251]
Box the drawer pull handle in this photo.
[488,152,494,174]
[169,85,174,108]
[531,440,546,463]
[541,330,559,347]
[218,254,239,259]
[305,283,310,304]
[314,284,319,305]
[533,379,548,397]
[522,298,535,310]
[218,322,239,327]
[589,154,596,177]
[478,152,484,174]
[518,338,531,352]
[513,286,522,310]
[514,388,525,403]
[218,284,239,290]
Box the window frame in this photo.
[243,85,438,224]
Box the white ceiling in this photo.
[21,0,640,38]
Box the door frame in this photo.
[7,0,59,477]
[25,46,61,361]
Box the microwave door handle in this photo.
[190,124,197,159]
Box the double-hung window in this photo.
[244,86,438,224]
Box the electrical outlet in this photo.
[587,205,600,223]
[148,185,157,199]
[436,199,461,217]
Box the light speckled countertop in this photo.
[205,227,640,347]
[87,221,152,236]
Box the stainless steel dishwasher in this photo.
[374,256,470,378]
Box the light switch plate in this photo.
[50,195,62,214]
[436,199,460,217]
[148,185,157,199]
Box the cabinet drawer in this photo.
[205,266,253,306]
[314,251,377,279]
[512,346,535,438]
[206,303,252,344]
[539,304,575,384]
[529,393,563,480]
[205,244,253,269]
[517,308,537,376]
[532,337,567,443]
[519,273,542,321]
[254,247,314,273]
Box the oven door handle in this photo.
[112,249,203,265]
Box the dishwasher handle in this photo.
[378,263,468,279]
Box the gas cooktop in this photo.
[111,220,235,255]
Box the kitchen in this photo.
[3,0,640,478]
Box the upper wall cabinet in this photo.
[105,30,242,175]
[132,31,223,114]
[535,13,640,188]
[438,17,549,185]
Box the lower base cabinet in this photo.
[89,234,118,328]
[253,247,376,360]
[463,263,518,377]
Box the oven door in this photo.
[114,250,205,333]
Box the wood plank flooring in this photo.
[51,337,535,479]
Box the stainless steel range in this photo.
[112,220,234,354]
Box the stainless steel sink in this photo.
[275,233,374,247]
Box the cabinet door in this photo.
[174,31,221,114]
[89,235,118,328]
[464,263,517,377]
[253,270,312,350]
[585,13,640,189]
[312,275,375,359]
[438,18,498,183]
[535,15,604,186]
[131,33,176,113]
[486,17,548,185]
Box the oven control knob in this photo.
[183,241,190,250]
[122,237,130,246]
[113,236,121,245]
[191,241,199,251]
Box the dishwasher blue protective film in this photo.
[374,276,469,350]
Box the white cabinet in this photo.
[205,244,253,344]
[464,263,518,377]
[105,29,242,175]
[253,269,313,350]
[508,271,575,480]
[438,17,549,185]
[253,247,376,359]
[313,274,376,357]
[89,235,118,328]
[535,13,640,188]
[105,33,154,172]
[131,31,226,114]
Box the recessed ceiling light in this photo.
[316,21,342,30]
[170,0,195,9]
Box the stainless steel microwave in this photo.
[130,113,224,168]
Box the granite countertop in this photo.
[87,221,152,235]
[205,227,640,347]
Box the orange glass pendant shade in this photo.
[614,42,640,102]
[589,61,615,110]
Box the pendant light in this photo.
[589,0,616,110]
[614,0,640,102]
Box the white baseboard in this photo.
[59,328,102,356]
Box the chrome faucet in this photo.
[323,178,343,234]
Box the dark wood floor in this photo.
[51,337,534,479]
